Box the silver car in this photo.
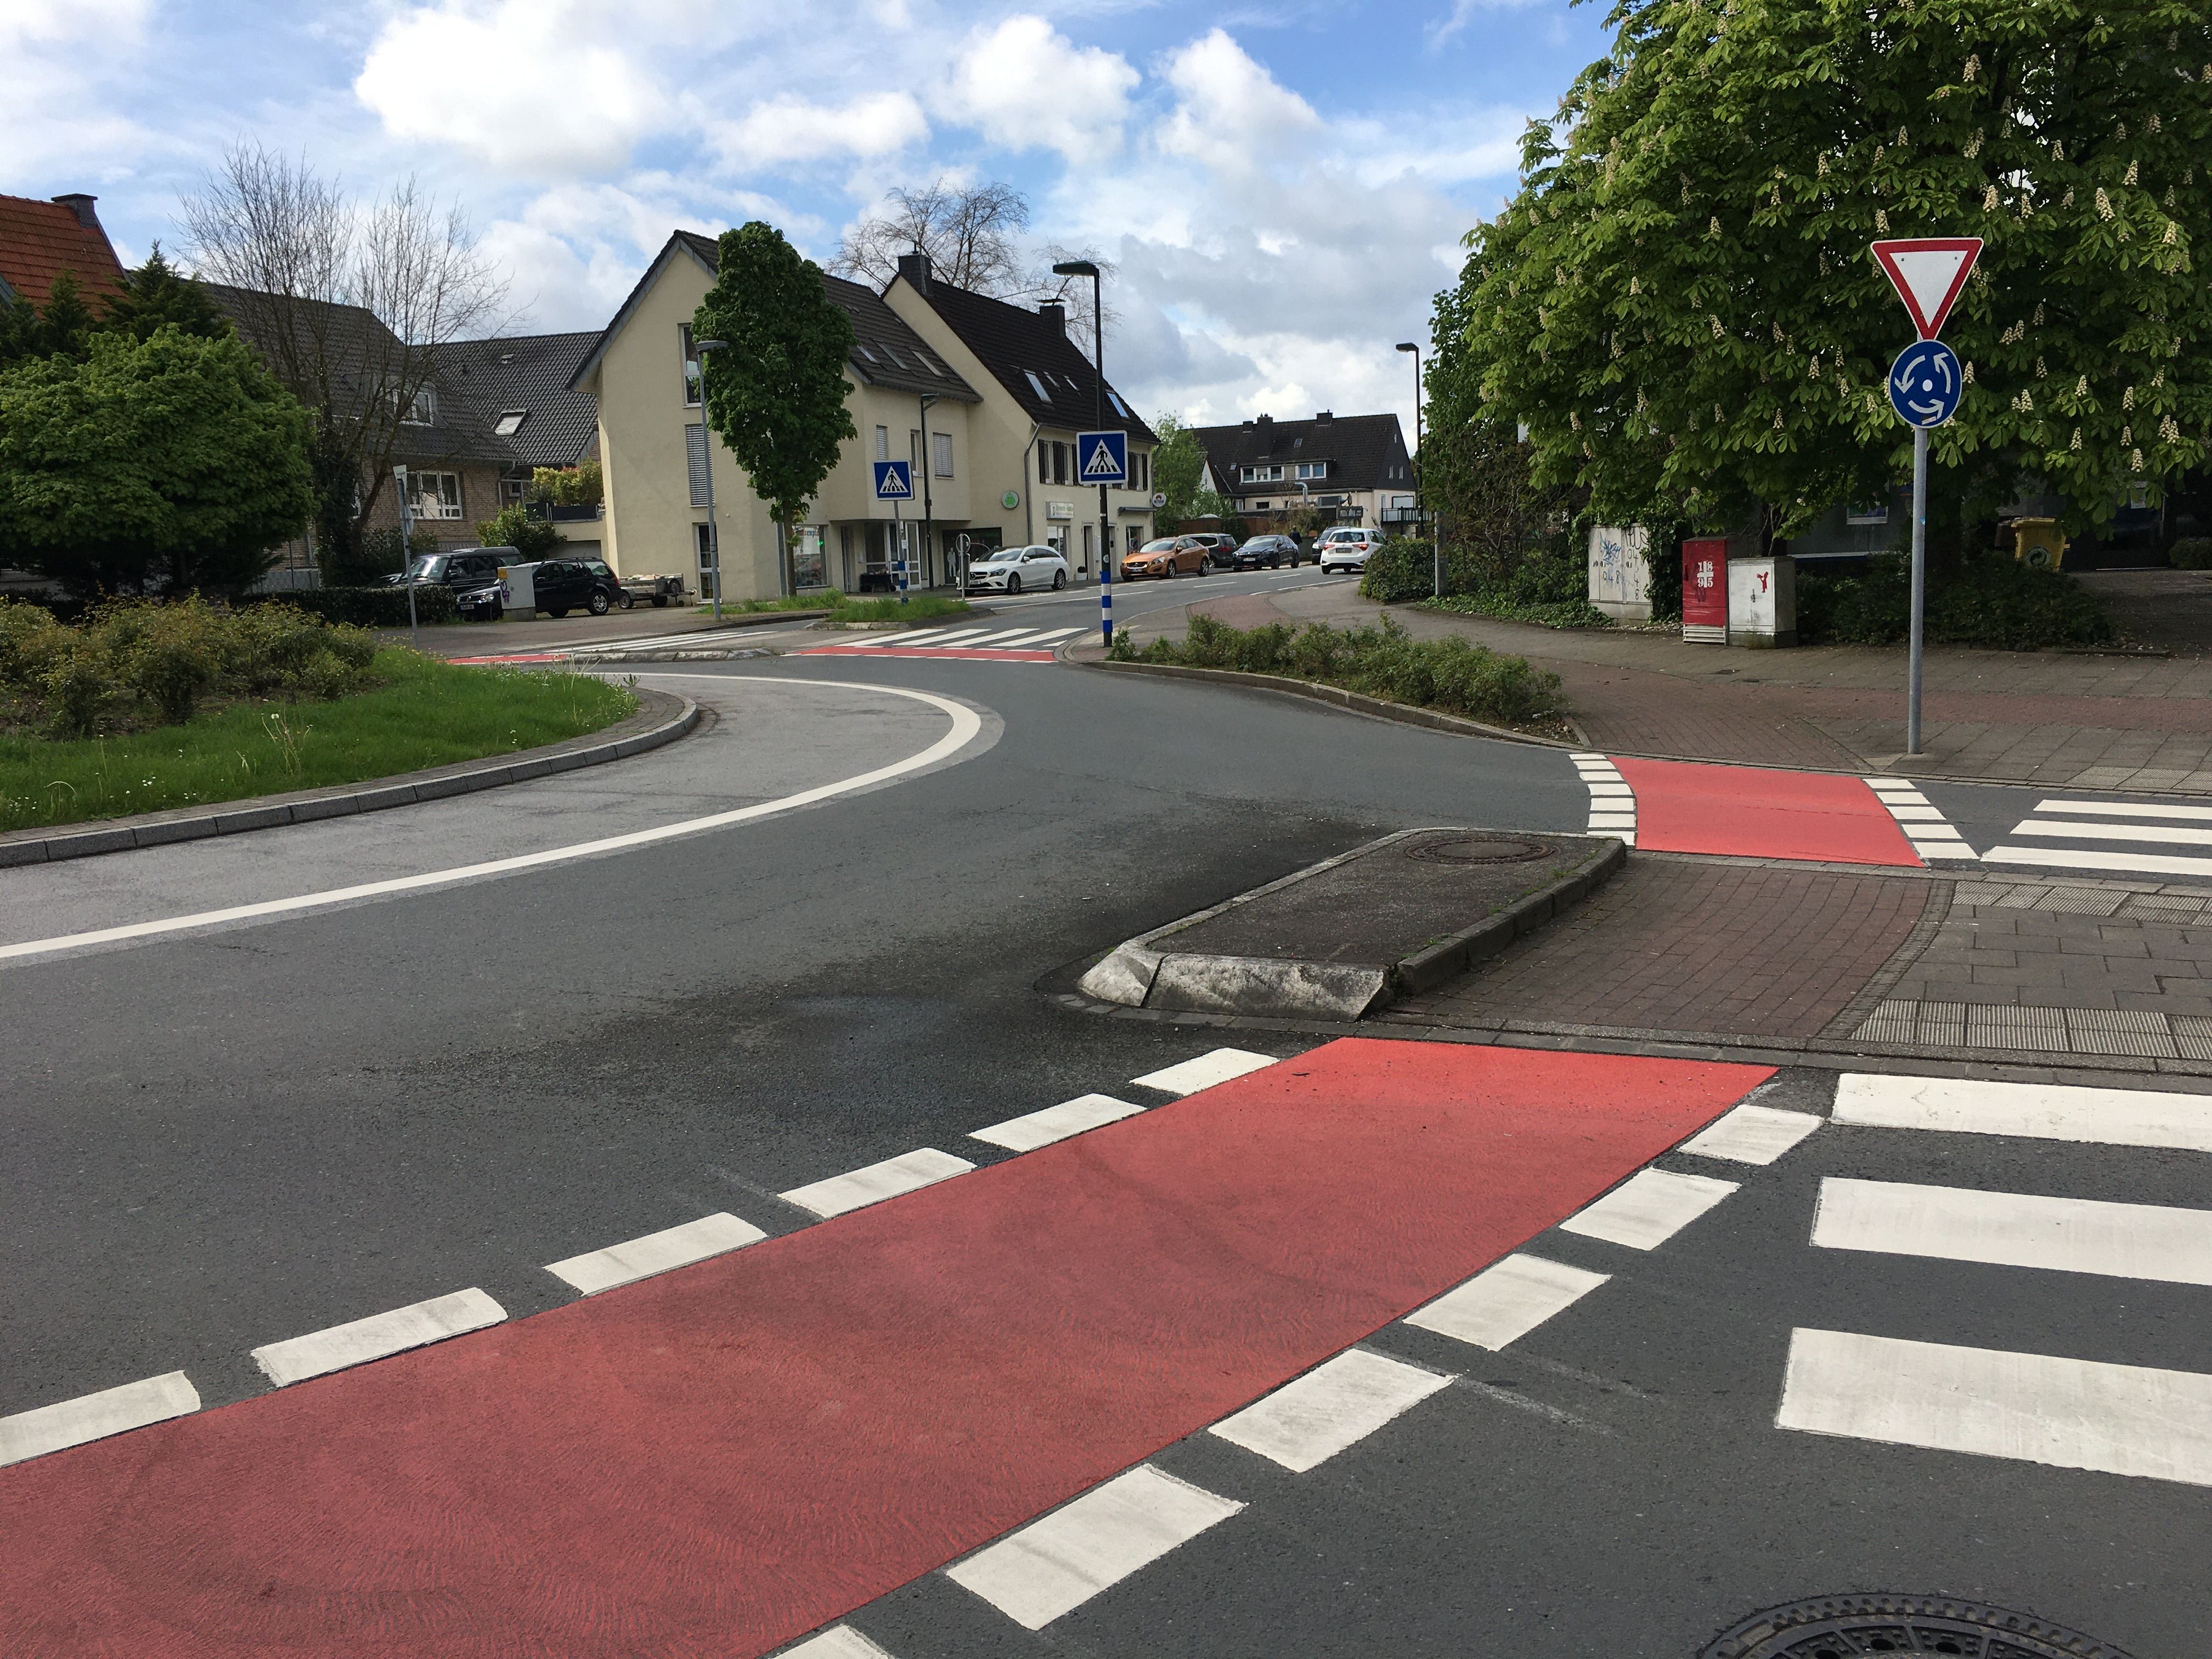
[967,544,1069,594]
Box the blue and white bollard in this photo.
[1100,557,1113,650]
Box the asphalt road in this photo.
[4,567,2207,1657]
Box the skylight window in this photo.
[1025,370,1051,402]
[882,344,908,369]
[494,409,527,437]
[1106,390,1130,418]
[855,341,878,362]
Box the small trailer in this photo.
[618,573,690,608]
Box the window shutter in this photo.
[687,425,709,507]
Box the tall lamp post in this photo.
[918,391,940,593]
[1052,258,1111,651]
[1395,341,1437,598]
[693,338,729,619]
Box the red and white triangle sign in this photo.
[1870,237,1983,339]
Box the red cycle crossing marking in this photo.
[0,1040,1768,1658]
[1611,756,1923,867]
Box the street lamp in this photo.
[1396,341,1437,598]
[918,391,940,597]
[1052,258,1111,651]
[693,338,727,619]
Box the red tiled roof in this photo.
[0,194,128,309]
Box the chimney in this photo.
[895,249,932,295]
[1255,413,1273,426]
[52,194,101,233]
[1314,409,1333,424]
[1037,301,1065,335]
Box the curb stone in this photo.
[0,689,698,870]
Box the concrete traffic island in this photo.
[1079,828,1625,1022]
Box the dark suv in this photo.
[402,547,509,596]
[532,557,625,618]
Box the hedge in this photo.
[250,585,458,627]
[1796,554,2113,649]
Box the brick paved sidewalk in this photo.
[1105,585,2212,792]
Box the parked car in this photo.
[967,544,1068,594]
[1186,532,1238,569]
[398,546,509,596]
[530,556,626,617]
[1121,535,1210,580]
[1230,534,1301,570]
[1316,526,1383,574]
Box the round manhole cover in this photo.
[1701,1595,2130,1659]
[1404,836,1550,865]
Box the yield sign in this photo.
[1870,237,1983,340]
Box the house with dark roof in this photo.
[568,230,987,598]
[444,330,605,556]
[1192,412,1418,536]
[883,251,1158,574]
[0,192,128,310]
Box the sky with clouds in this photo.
[3,0,1612,439]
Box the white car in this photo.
[1316,527,1381,573]
[967,543,1069,594]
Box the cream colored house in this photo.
[568,231,986,599]
[882,252,1157,576]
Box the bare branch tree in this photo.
[180,143,511,568]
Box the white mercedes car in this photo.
[966,544,1069,594]
[1316,527,1382,573]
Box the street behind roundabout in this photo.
[2,622,2207,1658]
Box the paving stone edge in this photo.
[0,689,699,870]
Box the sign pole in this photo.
[1908,426,1929,755]
[394,466,419,649]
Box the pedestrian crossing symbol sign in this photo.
[873,460,913,500]
[1077,430,1128,486]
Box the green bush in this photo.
[1797,554,2113,649]
[1112,613,1564,729]
[325,526,439,589]
[475,503,563,557]
[117,597,225,724]
[2170,538,2212,571]
[1424,539,1607,628]
[1357,537,1437,603]
[261,585,459,628]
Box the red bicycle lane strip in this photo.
[1612,755,1923,866]
[0,1039,1771,1658]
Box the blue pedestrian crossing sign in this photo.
[1887,340,1963,428]
[873,459,913,500]
[1077,430,1128,486]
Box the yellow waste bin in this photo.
[2011,518,2067,569]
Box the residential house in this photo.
[0,191,128,311]
[882,251,1157,575]
[568,230,986,600]
[1193,412,1417,536]
[445,331,603,557]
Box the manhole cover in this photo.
[1700,1595,2131,1659]
[1403,836,1550,865]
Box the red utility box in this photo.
[1682,537,1728,642]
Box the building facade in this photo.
[1192,412,1417,536]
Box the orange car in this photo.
[1120,535,1210,579]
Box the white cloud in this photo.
[1429,0,1547,49]
[0,0,149,43]
[0,0,153,176]
[945,15,1138,161]
[1158,29,1319,168]
[718,92,929,170]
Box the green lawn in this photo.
[1,650,636,834]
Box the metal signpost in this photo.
[1051,258,1113,648]
[873,460,913,602]
[1870,236,1981,755]
[392,465,420,648]
[1077,428,1129,646]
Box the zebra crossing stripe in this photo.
[1832,1073,2212,1152]
[1863,777,1977,863]
[1811,1177,2212,1285]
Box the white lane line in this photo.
[1812,1177,2212,1285]
[1577,755,1636,847]
[945,1464,1243,1630]
[1407,1254,1610,1350]
[251,1288,505,1387]
[1559,1167,1740,1250]
[0,678,984,965]
[777,1626,897,1658]
[545,1212,767,1295]
[963,629,1060,648]
[2034,798,2212,821]
[971,1093,1145,1153]
[1678,1103,1825,1166]
[1832,1073,2212,1152]
[0,1372,200,1468]
[1209,1347,1454,1472]
[780,1148,975,1219]
[1776,1327,2212,1485]
[2013,819,2212,847]
[1863,776,1977,862]
[1132,1048,1279,1096]
[1981,844,2212,878]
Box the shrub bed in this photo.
[1797,554,2114,649]
[256,585,458,628]
[1110,613,1566,731]
[1364,537,1609,628]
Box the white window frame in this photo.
[399,385,437,426]
[680,324,702,407]
[408,470,463,520]
[874,425,890,462]
[932,430,953,478]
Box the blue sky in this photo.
[5,0,1612,436]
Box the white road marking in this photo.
[2014,819,2212,846]
[2034,798,2212,821]
[1776,1327,2212,1485]
[1405,1254,1611,1351]
[1559,1167,1740,1250]
[944,1464,1244,1630]
[969,629,1062,648]
[0,1371,200,1467]
[1863,776,1977,862]
[1131,1047,1279,1096]
[780,1148,975,1219]
[545,1212,767,1295]
[1832,1073,2212,1152]
[1812,1177,2212,1285]
[1678,1103,1825,1166]
[777,1626,898,1658]
[1982,845,2212,878]
[1576,755,1637,847]
[1209,1347,1454,1472]
[971,1092,1146,1152]
[0,678,985,965]
[251,1288,505,1387]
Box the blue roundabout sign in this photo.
[1887,340,1963,428]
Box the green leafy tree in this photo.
[0,326,313,595]
[0,271,106,370]
[692,223,856,588]
[476,503,563,556]
[1152,413,1207,520]
[106,246,233,346]
[1449,0,2212,541]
